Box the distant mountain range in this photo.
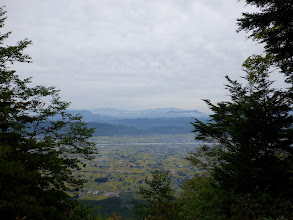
[86,122,192,136]
[68,107,207,120]
[66,108,208,136]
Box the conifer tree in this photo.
[186,1,293,218]
[0,7,95,219]
[135,170,180,220]
[190,54,293,218]
[237,0,293,82]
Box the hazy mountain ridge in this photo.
[68,107,207,120]
[87,122,192,136]
[67,108,208,135]
[113,117,194,129]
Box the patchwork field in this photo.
[74,134,207,218]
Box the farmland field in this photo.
[74,134,208,218]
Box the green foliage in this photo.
[134,170,181,220]
[0,7,96,219]
[179,173,227,220]
[82,196,135,220]
[69,203,103,220]
[237,0,293,81]
[190,54,293,218]
[229,192,292,220]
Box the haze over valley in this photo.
[67,107,208,136]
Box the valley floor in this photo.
[73,134,209,219]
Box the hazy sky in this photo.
[3,0,266,112]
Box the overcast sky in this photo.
[3,0,266,113]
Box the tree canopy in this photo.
[237,0,293,82]
[135,170,180,220]
[186,1,293,218]
[189,54,293,218]
[0,7,95,219]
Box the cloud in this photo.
[4,0,266,112]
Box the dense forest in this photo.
[0,0,292,219]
